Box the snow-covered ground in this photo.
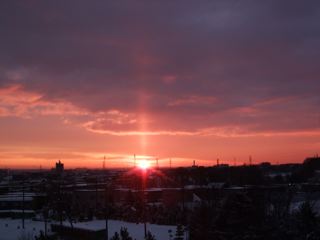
[60,219,183,240]
[0,218,49,240]
[0,218,186,240]
[290,200,320,214]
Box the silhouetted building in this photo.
[260,162,271,167]
[56,160,64,174]
[303,156,320,169]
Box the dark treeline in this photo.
[189,192,320,240]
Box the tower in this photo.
[55,160,64,174]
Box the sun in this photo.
[137,159,150,170]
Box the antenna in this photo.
[249,155,252,166]
[217,158,220,166]
[103,156,106,170]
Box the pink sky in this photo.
[0,1,320,168]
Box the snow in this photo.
[0,192,43,202]
[75,189,106,192]
[0,196,33,201]
[290,200,320,214]
[59,219,184,240]
[0,218,186,240]
[0,218,49,240]
[0,210,35,213]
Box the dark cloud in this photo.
[0,0,320,134]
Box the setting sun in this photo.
[137,159,150,170]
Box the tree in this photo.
[189,204,215,240]
[295,201,318,237]
[110,232,120,240]
[35,231,57,240]
[145,231,157,240]
[120,227,133,240]
[18,232,34,240]
[174,224,184,240]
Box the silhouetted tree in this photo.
[145,231,157,240]
[174,224,184,240]
[120,227,133,240]
[35,231,57,240]
[189,204,214,240]
[110,232,120,240]
[294,201,318,238]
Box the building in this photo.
[56,160,64,174]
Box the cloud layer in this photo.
[0,1,320,166]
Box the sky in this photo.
[0,1,320,169]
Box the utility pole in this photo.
[22,178,25,229]
[95,177,98,213]
[59,180,63,226]
[105,210,109,240]
[141,168,148,238]
[43,207,48,237]
[105,185,109,240]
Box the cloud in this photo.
[168,95,217,107]
[1,83,320,140]
[0,85,138,129]
[0,84,87,118]
[0,0,320,138]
